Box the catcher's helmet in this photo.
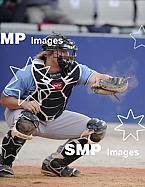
[42,33,78,70]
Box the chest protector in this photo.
[31,60,81,121]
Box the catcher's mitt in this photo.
[91,76,129,99]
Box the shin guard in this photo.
[42,137,88,177]
[1,130,25,166]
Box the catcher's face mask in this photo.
[42,33,78,70]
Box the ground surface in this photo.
[0,122,145,187]
[1,166,145,187]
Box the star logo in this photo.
[129,25,145,49]
[33,63,54,90]
[114,109,145,141]
[5,56,41,106]
[2,137,22,159]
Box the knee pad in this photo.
[11,111,39,140]
[83,118,107,144]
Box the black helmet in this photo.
[42,33,78,70]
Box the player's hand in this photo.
[21,101,41,114]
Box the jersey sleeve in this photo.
[78,64,95,85]
[3,65,35,99]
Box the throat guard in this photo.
[31,60,81,121]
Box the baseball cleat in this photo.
[0,164,14,178]
[41,162,81,177]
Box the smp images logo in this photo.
[129,25,145,49]
[114,109,145,141]
[64,144,101,156]
[0,33,26,44]
[106,109,144,158]
[42,37,63,46]
[5,57,42,106]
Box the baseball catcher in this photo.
[0,33,128,178]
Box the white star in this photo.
[2,137,22,159]
[32,61,54,90]
[114,109,145,141]
[129,25,145,49]
[5,56,41,106]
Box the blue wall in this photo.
[0,33,145,123]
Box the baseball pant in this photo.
[4,108,91,162]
